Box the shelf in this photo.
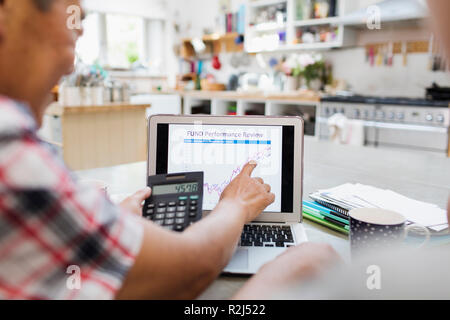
[249,0,287,8]
[293,17,340,27]
[247,41,341,53]
[248,23,287,32]
[286,42,342,50]
[245,0,356,53]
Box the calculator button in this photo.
[164,226,174,231]
[175,218,185,224]
[157,208,166,214]
[176,212,186,218]
[189,212,197,218]
[177,206,186,212]
[167,207,176,213]
[178,196,188,201]
[154,220,164,226]
[166,213,175,219]
[178,201,186,206]
[190,195,199,200]
[190,200,197,206]
[164,219,174,226]
[155,214,165,220]
[147,204,155,209]
[168,202,177,207]
[190,206,197,211]
[146,209,154,215]
[175,225,184,232]
[158,203,167,208]
[145,216,152,220]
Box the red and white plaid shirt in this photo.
[0,96,143,300]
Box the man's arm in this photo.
[116,162,275,300]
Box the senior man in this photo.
[0,0,338,300]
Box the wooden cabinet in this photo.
[180,33,243,60]
[42,103,149,170]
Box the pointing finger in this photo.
[240,161,258,177]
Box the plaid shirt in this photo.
[0,96,143,300]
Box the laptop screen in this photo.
[156,123,295,213]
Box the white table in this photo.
[76,137,450,299]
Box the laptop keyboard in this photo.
[240,224,295,248]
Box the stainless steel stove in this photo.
[317,96,450,153]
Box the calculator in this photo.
[142,172,204,232]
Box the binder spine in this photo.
[313,199,349,216]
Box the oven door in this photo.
[375,122,449,152]
[316,117,377,145]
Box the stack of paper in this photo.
[311,184,448,232]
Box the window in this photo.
[76,12,101,65]
[75,12,165,73]
[106,14,145,69]
[147,20,165,75]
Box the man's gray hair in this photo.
[0,0,54,11]
[32,0,54,11]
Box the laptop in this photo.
[147,115,307,274]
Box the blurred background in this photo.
[41,0,450,171]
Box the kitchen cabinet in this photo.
[40,103,149,170]
[180,33,243,60]
[182,91,320,136]
[245,0,357,53]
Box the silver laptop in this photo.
[147,115,307,274]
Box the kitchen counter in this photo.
[42,102,150,170]
[146,90,320,102]
[181,90,321,103]
[180,91,320,125]
[45,102,149,116]
[321,95,450,108]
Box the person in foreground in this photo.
[0,0,339,299]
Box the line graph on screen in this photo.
[203,146,272,197]
[167,124,283,212]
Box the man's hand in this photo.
[220,161,275,223]
[116,163,274,300]
[119,187,152,216]
[233,243,340,299]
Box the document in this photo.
[317,184,448,231]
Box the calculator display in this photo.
[152,182,198,195]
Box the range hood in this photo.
[340,0,428,26]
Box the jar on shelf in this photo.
[296,0,313,20]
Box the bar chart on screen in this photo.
[167,124,283,212]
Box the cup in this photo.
[60,87,82,106]
[349,208,430,256]
[91,87,104,105]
